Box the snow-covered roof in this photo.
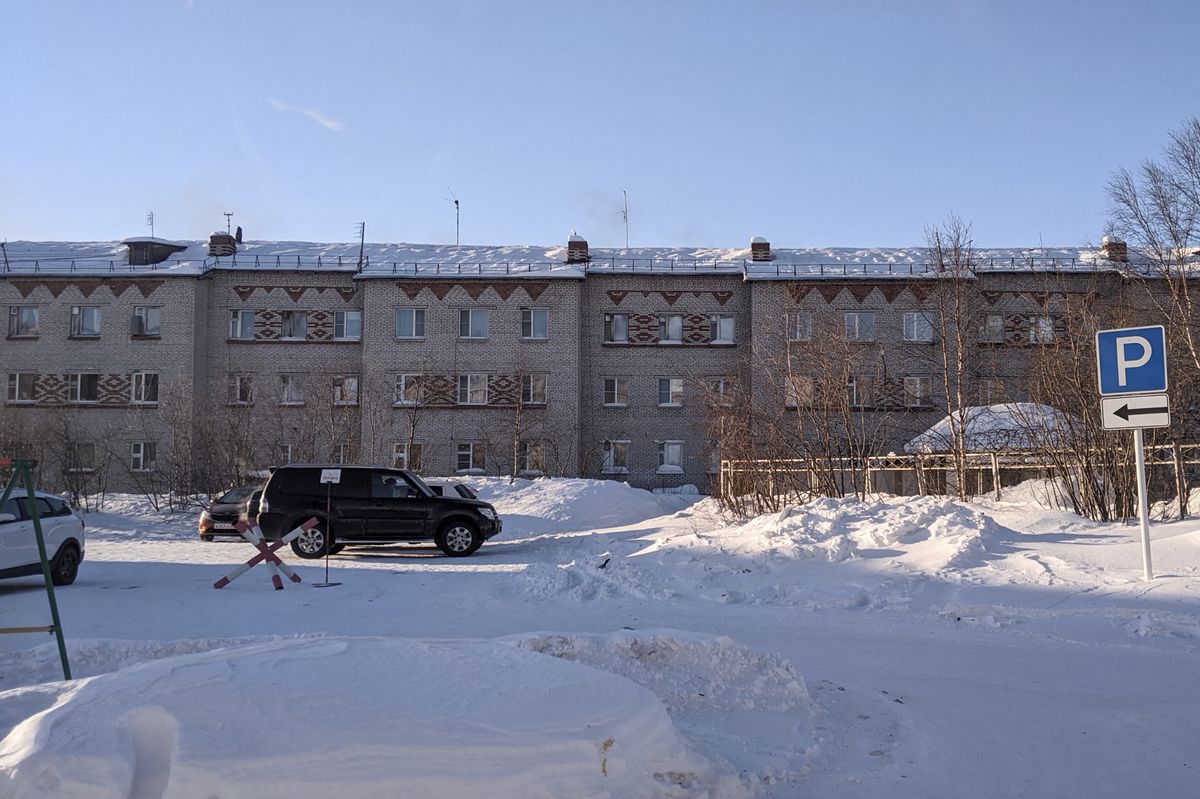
[904,403,1080,454]
[0,239,1128,279]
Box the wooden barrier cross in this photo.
[213,518,318,590]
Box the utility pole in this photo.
[445,187,460,246]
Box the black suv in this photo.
[256,465,501,558]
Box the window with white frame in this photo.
[70,306,101,337]
[280,310,307,340]
[903,312,934,342]
[784,375,814,407]
[658,314,683,344]
[8,306,39,337]
[394,373,423,405]
[396,308,426,339]
[521,308,548,339]
[603,377,628,406]
[518,441,545,474]
[393,441,424,472]
[6,373,36,403]
[787,311,812,342]
[658,377,684,406]
[133,306,161,336]
[334,310,362,340]
[67,442,96,472]
[229,309,256,340]
[602,440,629,473]
[279,444,294,465]
[68,373,99,403]
[706,377,735,407]
[521,374,547,404]
[456,441,485,472]
[709,314,735,344]
[333,375,360,405]
[604,313,629,343]
[979,377,1004,405]
[229,374,254,405]
[130,441,157,472]
[335,443,357,465]
[904,376,933,407]
[657,440,683,473]
[847,375,874,407]
[458,373,488,405]
[1029,315,1056,344]
[280,374,305,405]
[458,308,489,339]
[844,311,875,342]
[131,372,159,404]
[980,314,1004,343]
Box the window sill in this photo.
[279,402,306,407]
[5,335,39,340]
[458,337,489,342]
[393,401,419,407]
[227,402,254,407]
[5,401,36,406]
[711,339,736,346]
[67,335,101,341]
[396,337,426,342]
[602,403,628,408]
[333,402,359,407]
[130,335,162,341]
[658,340,682,346]
[131,402,159,407]
[658,403,683,408]
[455,468,485,475]
[227,338,258,343]
[520,336,549,342]
[602,340,629,346]
[457,402,488,407]
[279,337,307,342]
[656,466,684,475]
[332,337,362,343]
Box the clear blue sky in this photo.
[4,0,1198,249]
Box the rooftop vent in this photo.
[209,231,237,257]
[123,237,187,266]
[1101,235,1128,263]
[566,231,589,264]
[750,236,771,262]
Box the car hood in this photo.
[206,502,245,515]
[433,496,494,511]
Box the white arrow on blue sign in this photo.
[1095,325,1168,396]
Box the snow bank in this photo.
[0,636,745,799]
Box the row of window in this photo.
[8,306,162,338]
[602,377,733,407]
[60,441,157,473]
[227,308,550,342]
[784,311,1062,344]
[602,313,736,344]
[225,373,551,407]
[6,372,160,404]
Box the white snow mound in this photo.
[0,637,745,799]
[469,477,697,535]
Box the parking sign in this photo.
[1095,325,1168,396]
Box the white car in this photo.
[423,480,479,500]
[0,490,86,585]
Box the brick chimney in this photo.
[208,231,237,257]
[566,231,589,264]
[750,236,771,262]
[1101,235,1128,262]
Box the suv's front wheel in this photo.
[291,522,332,559]
[436,520,482,557]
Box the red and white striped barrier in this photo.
[212,518,318,590]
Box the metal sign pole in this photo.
[1132,428,1154,581]
[313,469,342,588]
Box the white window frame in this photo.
[130,441,157,472]
[1029,315,1056,344]
[456,441,486,472]
[602,439,629,474]
[66,442,96,473]
[68,373,99,404]
[903,376,933,407]
[521,374,547,405]
[657,377,684,407]
[903,312,934,343]
[458,308,490,339]
[394,373,423,406]
[788,311,811,342]
[335,443,356,465]
[844,311,875,342]
[518,440,546,474]
[131,372,159,405]
[980,314,1004,344]
[847,375,873,408]
[8,306,39,337]
[6,373,36,403]
[280,374,305,406]
[333,375,360,406]
[604,313,629,343]
[603,377,628,407]
[70,306,101,337]
[396,308,426,339]
[521,308,549,340]
[457,373,488,405]
[658,313,683,344]
[334,310,362,341]
[229,309,256,340]
[657,440,684,474]
[229,374,254,405]
[280,310,308,340]
[393,441,424,472]
[279,444,294,465]
[133,306,161,337]
[709,314,735,344]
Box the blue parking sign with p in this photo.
[1095,325,1168,396]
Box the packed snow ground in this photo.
[1,477,1197,798]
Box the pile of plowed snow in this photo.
[0,637,746,799]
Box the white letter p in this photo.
[1116,336,1152,386]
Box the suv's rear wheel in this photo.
[50,543,80,586]
[436,520,482,557]
[291,522,332,559]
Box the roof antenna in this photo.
[223,212,233,234]
[146,211,155,239]
[622,190,629,249]
[443,186,460,246]
[355,222,366,272]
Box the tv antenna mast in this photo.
[622,190,629,249]
[355,222,366,271]
[223,212,233,234]
[444,186,460,246]
[146,211,155,239]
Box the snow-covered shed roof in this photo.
[904,404,1081,454]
